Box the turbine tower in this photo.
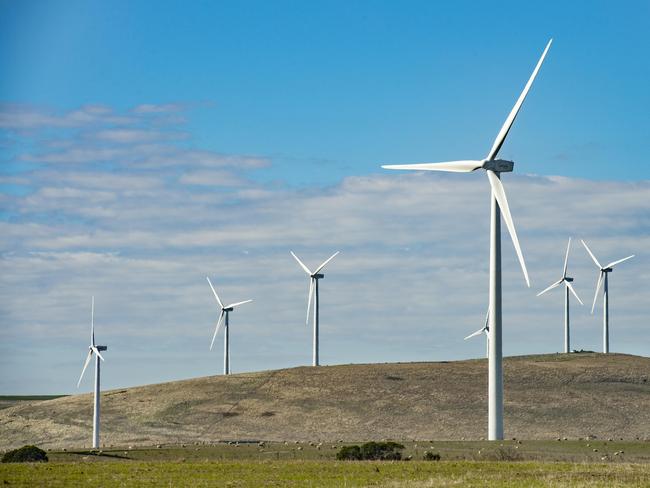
[76,296,107,449]
[290,251,339,366]
[537,238,583,353]
[464,309,490,358]
[581,240,634,353]
[382,40,552,440]
[206,277,252,375]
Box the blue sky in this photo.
[1,1,649,393]
[3,0,649,183]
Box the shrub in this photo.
[360,441,404,460]
[423,451,441,461]
[2,445,48,463]
[480,446,523,462]
[336,445,362,460]
[337,442,404,461]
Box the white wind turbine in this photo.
[581,240,634,353]
[464,309,490,359]
[290,251,339,366]
[206,277,253,375]
[537,238,583,353]
[382,39,553,440]
[76,296,107,449]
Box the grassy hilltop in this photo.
[0,353,648,450]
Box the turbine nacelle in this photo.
[564,276,574,282]
[311,273,324,279]
[482,159,514,172]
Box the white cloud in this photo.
[179,170,248,187]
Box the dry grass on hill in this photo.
[0,353,648,449]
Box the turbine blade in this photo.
[77,350,93,388]
[314,251,340,274]
[486,170,530,287]
[226,299,253,309]
[381,160,484,173]
[565,281,583,305]
[605,255,635,269]
[91,346,105,362]
[537,278,563,296]
[563,237,572,278]
[210,311,225,351]
[306,278,314,326]
[290,251,312,275]
[464,328,485,340]
[91,296,95,346]
[487,39,553,161]
[591,272,604,314]
[206,277,223,308]
[581,240,602,269]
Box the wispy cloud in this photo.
[0,104,136,130]
[91,128,189,144]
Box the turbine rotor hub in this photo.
[482,159,514,172]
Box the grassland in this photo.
[3,460,650,487]
[1,353,649,450]
[2,441,650,488]
[42,440,650,464]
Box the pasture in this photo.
[2,441,650,487]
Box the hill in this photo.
[0,353,648,449]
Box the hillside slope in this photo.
[1,353,649,449]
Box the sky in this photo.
[1,1,648,394]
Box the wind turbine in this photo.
[581,240,634,353]
[537,238,584,353]
[76,296,107,449]
[382,39,553,440]
[206,277,252,375]
[290,251,339,366]
[464,309,489,358]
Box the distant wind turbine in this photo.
[382,39,552,440]
[290,251,339,366]
[206,277,252,375]
[537,238,583,353]
[76,296,107,449]
[581,240,634,353]
[464,309,489,358]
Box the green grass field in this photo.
[2,460,649,487]
[2,441,649,487]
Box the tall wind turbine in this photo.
[206,277,252,375]
[581,240,634,353]
[537,238,583,353]
[464,309,490,359]
[382,39,552,440]
[290,251,339,366]
[76,296,107,449]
